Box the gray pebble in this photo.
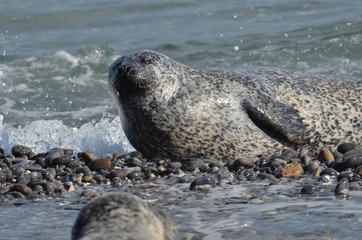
[335,177,349,197]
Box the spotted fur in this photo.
[109,50,361,163]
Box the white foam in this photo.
[0,114,134,156]
[54,50,79,68]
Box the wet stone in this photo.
[93,174,105,183]
[298,148,309,158]
[337,142,361,154]
[2,158,12,168]
[168,161,182,170]
[10,162,29,178]
[190,176,216,190]
[305,161,320,173]
[335,177,349,196]
[50,154,71,167]
[44,150,63,166]
[2,169,12,181]
[349,182,361,191]
[142,166,159,176]
[124,157,143,167]
[127,171,145,180]
[8,191,25,199]
[63,149,74,156]
[230,158,254,170]
[183,159,206,172]
[129,151,143,159]
[53,181,65,194]
[317,175,332,184]
[27,164,43,171]
[0,186,11,195]
[80,189,93,198]
[257,173,279,184]
[44,182,56,192]
[338,154,362,171]
[34,157,45,168]
[338,171,360,182]
[11,184,33,196]
[332,151,343,159]
[320,149,334,162]
[281,162,304,177]
[79,152,97,164]
[0,171,6,184]
[41,169,55,181]
[67,158,81,168]
[356,166,362,176]
[16,174,31,185]
[343,148,362,160]
[312,166,323,177]
[300,155,312,167]
[75,166,92,176]
[11,145,34,158]
[28,180,47,188]
[320,168,338,177]
[281,149,298,160]
[107,169,128,180]
[89,158,111,171]
[301,185,316,194]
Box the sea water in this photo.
[0,0,361,239]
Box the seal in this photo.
[109,49,361,163]
[71,192,178,240]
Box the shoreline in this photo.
[1,142,361,206]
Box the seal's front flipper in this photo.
[243,99,311,147]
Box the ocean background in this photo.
[0,0,362,239]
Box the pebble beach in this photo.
[1,142,362,239]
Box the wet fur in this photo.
[109,50,361,163]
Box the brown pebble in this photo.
[356,166,362,176]
[80,189,93,198]
[313,166,322,177]
[83,175,93,182]
[232,158,254,168]
[322,149,335,161]
[63,149,74,156]
[68,184,75,192]
[158,166,166,172]
[89,158,111,171]
[44,182,56,192]
[281,162,304,177]
[11,184,33,196]
[93,174,105,183]
[88,179,98,184]
[79,152,97,164]
[113,152,121,159]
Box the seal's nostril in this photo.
[120,65,131,75]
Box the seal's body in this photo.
[72,193,177,240]
[109,50,361,162]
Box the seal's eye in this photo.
[138,55,153,65]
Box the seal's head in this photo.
[109,50,180,103]
[71,192,177,240]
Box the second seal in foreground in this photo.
[72,192,177,240]
[109,50,361,163]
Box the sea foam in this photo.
[0,114,134,156]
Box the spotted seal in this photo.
[71,192,178,240]
[109,50,361,163]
